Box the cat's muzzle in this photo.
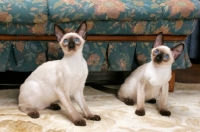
[68,43,75,50]
[154,54,163,63]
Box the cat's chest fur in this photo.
[60,56,88,79]
[144,62,171,86]
[56,55,88,93]
[58,58,88,94]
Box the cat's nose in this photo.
[154,55,162,63]
[156,55,161,60]
[68,43,75,49]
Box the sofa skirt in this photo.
[0,40,191,72]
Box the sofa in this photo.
[0,0,200,91]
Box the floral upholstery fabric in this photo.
[0,0,199,35]
[108,42,137,71]
[48,0,200,22]
[0,0,199,72]
[0,42,11,71]
[0,19,198,35]
[48,0,162,21]
[83,42,108,71]
[0,40,192,72]
[0,0,199,25]
[0,23,49,35]
[0,0,48,24]
[5,41,47,72]
[156,0,200,19]
[57,19,198,35]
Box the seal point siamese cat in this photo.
[18,22,101,126]
[118,33,184,116]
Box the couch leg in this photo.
[169,70,175,92]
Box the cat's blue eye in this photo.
[63,39,68,45]
[154,49,159,55]
[74,38,80,43]
[163,54,169,59]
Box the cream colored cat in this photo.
[18,22,101,126]
[118,33,184,116]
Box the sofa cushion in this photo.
[48,0,162,22]
[56,19,198,35]
[0,0,48,24]
[0,22,49,35]
[0,19,197,35]
[156,0,200,20]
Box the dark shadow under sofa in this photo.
[0,0,200,91]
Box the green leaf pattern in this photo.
[0,0,198,71]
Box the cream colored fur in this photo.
[18,23,100,126]
[118,33,184,116]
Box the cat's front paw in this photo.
[135,109,145,116]
[28,111,40,118]
[160,110,171,116]
[124,98,134,106]
[86,115,101,121]
[74,119,86,126]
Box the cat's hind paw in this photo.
[28,111,40,118]
[124,98,134,106]
[86,115,101,121]
[146,98,156,104]
[160,110,171,116]
[47,103,61,111]
[135,109,145,116]
[74,119,86,126]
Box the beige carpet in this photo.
[0,83,200,132]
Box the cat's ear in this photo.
[171,44,184,60]
[54,24,65,42]
[153,32,164,48]
[76,22,87,40]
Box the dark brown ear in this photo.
[76,22,87,40]
[153,32,164,48]
[171,44,184,60]
[54,24,65,42]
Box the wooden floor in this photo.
[175,64,200,83]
